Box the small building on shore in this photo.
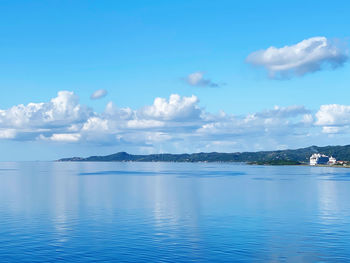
[328,156,337,165]
[336,160,348,166]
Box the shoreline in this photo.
[55,160,350,168]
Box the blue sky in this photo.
[0,0,350,160]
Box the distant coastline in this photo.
[58,145,350,165]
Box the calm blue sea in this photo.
[0,162,349,262]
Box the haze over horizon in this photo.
[0,1,350,161]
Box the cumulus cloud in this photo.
[302,114,313,124]
[0,91,91,129]
[322,126,341,134]
[247,37,348,78]
[255,105,310,118]
[0,129,16,139]
[186,72,220,87]
[140,94,202,121]
[197,105,309,139]
[46,133,81,142]
[127,119,164,129]
[90,89,108,100]
[315,104,350,126]
[2,90,350,153]
[312,104,350,136]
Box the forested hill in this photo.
[58,145,350,163]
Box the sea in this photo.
[0,162,349,262]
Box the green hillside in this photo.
[58,145,350,163]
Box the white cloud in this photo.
[197,105,308,138]
[48,133,81,142]
[186,72,220,87]
[140,94,202,121]
[0,129,16,139]
[322,126,341,134]
[103,102,134,122]
[315,104,350,126]
[0,91,91,129]
[2,90,350,153]
[302,114,314,124]
[90,89,108,100]
[255,105,310,118]
[127,119,164,129]
[82,117,110,132]
[247,37,348,78]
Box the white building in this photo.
[328,156,337,165]
[310,153,330,165]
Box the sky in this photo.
[0,0,350,161]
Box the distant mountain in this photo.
[58,145,350,163]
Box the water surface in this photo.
[0,162,349,262]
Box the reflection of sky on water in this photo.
[0,162,350,261]
[317,178,339,225]
[313,167,350,231]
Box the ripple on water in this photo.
[0,162,349,262]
